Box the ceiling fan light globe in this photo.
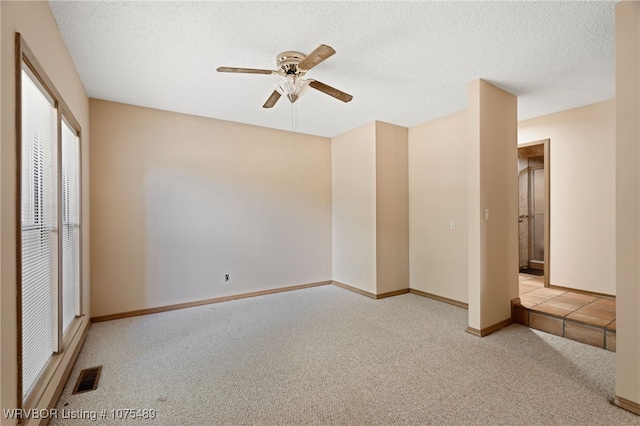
[274,76,310,104]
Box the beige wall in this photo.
[518,100,616,295]
[468,80,519,332]
[89,100,332,317]
[331,122,377,294]
[615,0,640,411]
[375,122,409,294]
[408,110,468,303]
[331,121,409,295]
[1,1,90,423]
[409,100,614,307]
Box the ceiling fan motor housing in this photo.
[276,51,306,75]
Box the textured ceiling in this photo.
[48,1,616,138]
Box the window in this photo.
[62,119,81,333]
[17,33,83,406]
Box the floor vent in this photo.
[72,366,102,394]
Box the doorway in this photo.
[518,139,550,287]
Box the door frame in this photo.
[518,138,550,288]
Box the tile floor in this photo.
[515,273,616,351]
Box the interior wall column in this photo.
[375,121,409,296]
[467,79,519,336]
[614,0,640,415]
[331,121,408,297]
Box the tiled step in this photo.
[513,303,616,352]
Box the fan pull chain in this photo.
[291,102,298,148]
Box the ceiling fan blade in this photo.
[263,90,282,108]
[298,44,336,72]
[309,80,353,103]
[216,67,274,75]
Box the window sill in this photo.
[23,315,87,411]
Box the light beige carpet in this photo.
[52,285,640,425]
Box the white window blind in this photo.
[21,68,58,397]
[62,119,80,332]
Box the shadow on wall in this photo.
[144,165,240,307]
[142,163,330,308]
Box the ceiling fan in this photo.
[217,44,353,108]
